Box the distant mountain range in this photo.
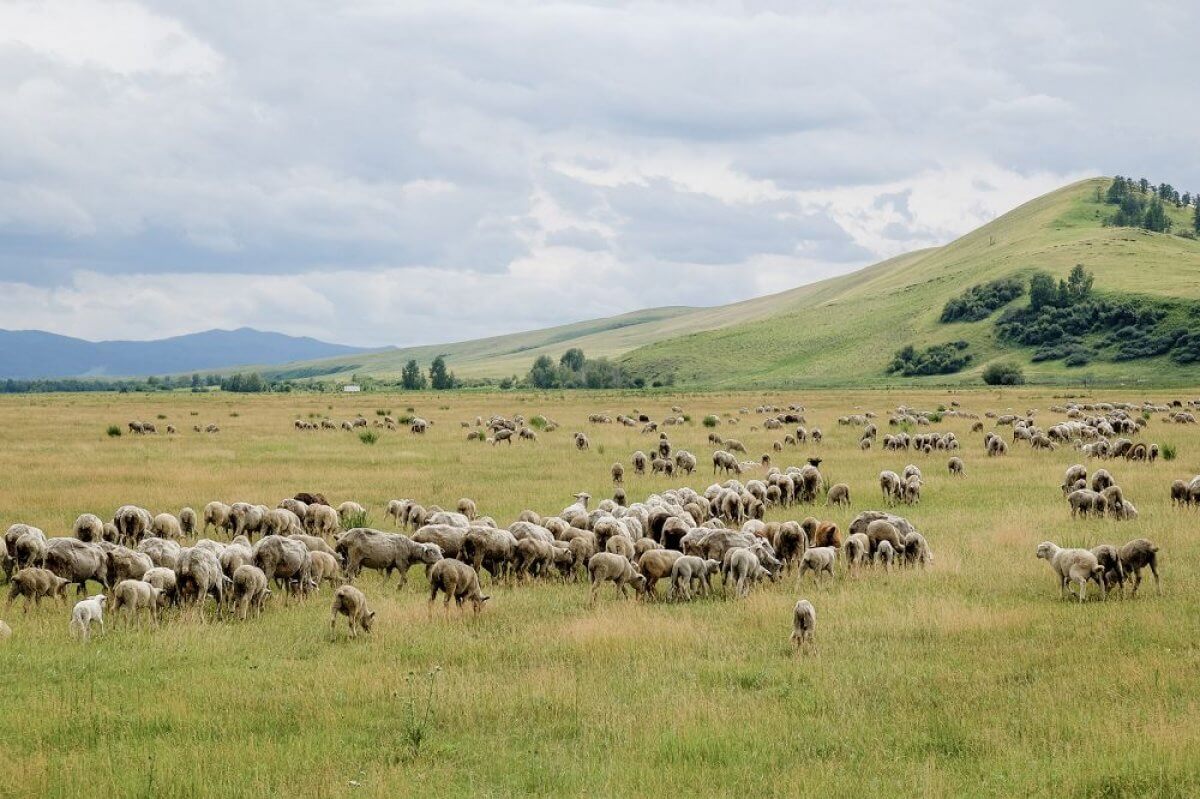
[0,327,380,379]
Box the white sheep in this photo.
[1036,542,1105,602]
[790,599,816,649]
[797,546,838,584]
[69,594,107,641]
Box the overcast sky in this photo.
[1,1,1197,346]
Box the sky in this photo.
[0,0,1197,347]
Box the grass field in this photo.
[2,388,1200,798]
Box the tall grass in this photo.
[0,388,1198,797]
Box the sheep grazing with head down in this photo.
[948,457,964,476]
[826,483,850,507]
[790,599,816,649]
[428,558,490,614]
[1118,538,1160,596]
[330,584,375,639]
[797,547,837,584]
[1036,541,1105,602]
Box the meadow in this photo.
[1,387,1199,798]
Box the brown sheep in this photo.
[428,558,490,614]
[330,584,375,638]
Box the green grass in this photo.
[2,389,1200,796]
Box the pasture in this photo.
[1,388,1199,798]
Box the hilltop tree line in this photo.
[1102,175,1200,234]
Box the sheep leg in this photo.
[1150,562,1161,595]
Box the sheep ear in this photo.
[480,595,491,602]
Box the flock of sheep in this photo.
[3,394,1194,650]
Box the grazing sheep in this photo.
[826,483,851,507]
[1036,542,1105,602]
[151,513,183,540]
[637,549,684,599]
[179,507,197,536]
[901,532,933,568]
[879,471,902,504]
[611,462,625,484]
[948,457,964,476]
[232,565,271,619]
[176,547,227,615]
[876,540,896,570]
[843,533,870,573]
[6,567,70,611]
[111,579,164,628]
[337,502,367,526]
[588,552,646,603]
[330,584,375,638]
[70,514,104,544]
[1067,489,1106,518]
[1118,538,1160,596]
[142,567,178,605]
[797,547,837,583]
[790,599,816,649]
[306,504,340,537]
[428,558,490,614]
[1170,479,1190,506]
[203,501,232,535]
[574,432,590,451]
[723,548,768,598]
[1090,469,1115,493]
[1090,545,1124,596]
[69,594,106,640]
[668,556,720,600]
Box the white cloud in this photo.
[0,0,1196,345]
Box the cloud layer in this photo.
[0,0,1195,346]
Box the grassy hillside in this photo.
[268,178,1200,386]
[621,178,1200,387]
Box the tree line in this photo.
[1102,175,1200,234]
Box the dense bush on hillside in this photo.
[888,341,972,376]
[940,277,1025,322]
[527,349,633,389]
[982,362,1025,385]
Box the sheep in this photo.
[114,505,153,545]
[1170,479,1190,506]
[879,471,902,504]
[111,579,165,628]
[1090,469,1115,493]
[843,533,870,573]
[461,526,518,581]
[1035,542,1105,602]
[176,547,227,615]
[42,538,109,594]
[413,525,467,560]
[385,499,410,527]
[902,474,922,505]
[611,462,625,484]
[1067,489,1106,518]
[73,514,105,543]
[826,483,851,507]
[142,567,178,605]
[588,552,646,603]
[6,567,71,612]
[948,457,964,476]
[637,549,684,599]
[232,565,271,619]
[308,550,342,590]
[69,594,107,640]
[306,504,340,537]
[253,535,313,598]
[138,538,182,570]
[203,501,232,535]
[901,531,933,568]
[337,501,367,526]
[151,513,183,540]
[790,599,816,649]
[574,432,590,451]
[723,547,768,598]
[330,584,375,638]
[668,556,720,600]
[514,538,557,580]
[800,518,841,550]
[179,507,197,536]
[797,547,837,583]
[12,527,48,571]
[876,540,896,570]
[1090,545,1124,596]
[865,519,903,556]
[428,558,490,614]
[632,451,648,474]
[105,545,154,586]
[1118,538,1160,596]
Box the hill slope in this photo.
[0,328,375,379]
[267,177,1200,387]
[620,178,1200,387]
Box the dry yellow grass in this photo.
[1,388,1199,797]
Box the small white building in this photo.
[342,384,361,393]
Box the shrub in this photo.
[1160,443,1177,461]
[940,277,1025,322]
[156,413,167,420]
[982,362,1025,385]
[888,341,972,376]
[106,425,122,438]
[702,415,720,428]
[359,431,379,445]
[375,409,391,416]
[396,413,414,424]
[529,415,549,430]
[343,510,370,529]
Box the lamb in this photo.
[111,579,165,628]
[588,552,646,603]
[790,599,816,649]
[330,584,375,638]
[724,547,768,598]
[797,547,837,583]
[6,567,71,611]
[308,550,342,590]
[876,540,896,570]
[203,501,233,535]
[879,471,902,504]
[826,483,851,507]
[1118,538,1160,596]
[69,594,106,641]
[668,556,720,601]
[428,558,490,614]
[1035,542,1105,602]
[232,565,271,619]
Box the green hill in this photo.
[268,178,1200,387]
[620,177,1200,387]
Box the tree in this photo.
[190,373,202,389]
[559,347,585,372]
[401,359,426,390]
[528,355,559,389]
[1142,198,1172,233]
[1029,272,1057,310]
[982,362,1025,386]
[1194,200,1200,234]
[429,355,455,390]
[1065,264,1093,303]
